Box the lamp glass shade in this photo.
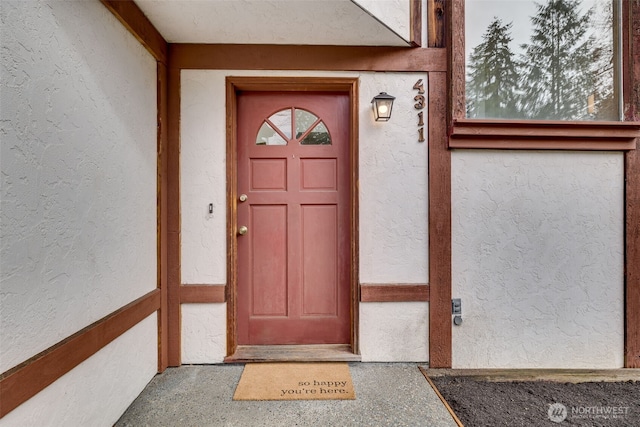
[371,92,395,121]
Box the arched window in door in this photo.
[256,108,331,145]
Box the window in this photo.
[256,108,331,146]
[465,0,621,121]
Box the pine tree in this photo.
[466,17,521,119]
[519,0,593,120]
[589,0,616,120]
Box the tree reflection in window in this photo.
[256,108,331,145]
[465,0,619,121]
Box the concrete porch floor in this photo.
[115,363,458,427]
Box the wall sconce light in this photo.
[371,92,395,122]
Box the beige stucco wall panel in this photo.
[353,0,411,42]
[0,315,157,427]
[181,303,227,364]
[360,302,429,362]
[359,73,428,284]
[1,0,157,373]
[451,150,624,368]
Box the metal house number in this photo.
[413,79,425,143]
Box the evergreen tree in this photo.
[589,0,615,120]
[519,0,593,120]
[466,17,521,119]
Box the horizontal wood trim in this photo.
[170,44,446,72]
[360,284,430,302]
[450,119,640,150]
[101,0,168,64]
[223,77,360,92]
[0,289,160,418]
[180,285,226,303]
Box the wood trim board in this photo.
[169,44,446,72]
[410,0,422,47]
[448,0,465,122]
[166,63,182,367]
[349,81,361,355]
[428,71,452,368]
[100,0,168,64]
[360,284,429,302]
[427,0,446,48]
[0,290,160,418]
[626,147,640,368]
[450,119,640,151]
[180,285,226,303]
[624,0,640,368]
[157,61,169,372]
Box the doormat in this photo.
[233,362,355,401]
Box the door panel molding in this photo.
[225,77,359,357]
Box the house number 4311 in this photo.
[413,79,425,143]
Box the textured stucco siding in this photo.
[182,304,227,363]
[451,150,624,368]
[180,70,429,363]
[0,315,157,427]
[0,0,158,421]
[352,0,411,42]
[360,302,429,362]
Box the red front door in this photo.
[237,91,350,345]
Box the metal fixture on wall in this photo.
[371,92,395,121]
[452,298,462,325]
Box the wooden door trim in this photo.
[225,77,359,357]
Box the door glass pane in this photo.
[300,121,331,145]
[465,0,620,121]
[256,122,287,146]
[295,109,318,138]
[268,109,292,139]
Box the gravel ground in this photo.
[430,376,639,427]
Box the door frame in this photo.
[225,77,360,357]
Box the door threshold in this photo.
[224,344,361,363]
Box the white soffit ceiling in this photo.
[134,0,410,46]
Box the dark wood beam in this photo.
[624,0,640,368]
[101,0,168,64]
[170,44,446,72]
[411,0,423,47]
[0,290,160,418]
[181,285,226,303]
[428,72,452,368]
[428,0,446,48]
[360,284,429,302]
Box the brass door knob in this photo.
[238,226,248,235]
[239,194,248,202]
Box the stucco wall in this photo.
[0,0,157,421]
[0,315,157,427]
[451,150,624,368]
[180,70,428,362]
[360,303,429,362]
[353,0,411,42]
